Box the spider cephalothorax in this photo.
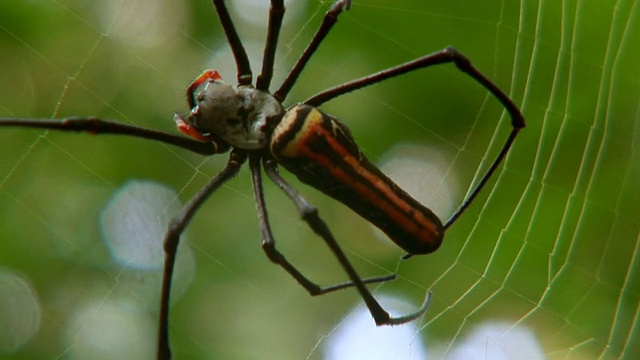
[180,71,285,149]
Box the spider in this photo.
[0,1,525,359]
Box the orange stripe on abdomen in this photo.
[272,105,444,254]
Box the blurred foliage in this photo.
[1,0,639,359]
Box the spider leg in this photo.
[157,149,247,360]
[249,155,396,295]
[256,0,285,91]
[274,0,350,102]
[212,0,253,85]
[260,157,432,325]
[304,46,525,230]
[0,117,222,155]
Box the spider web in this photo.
[1,0,639,359]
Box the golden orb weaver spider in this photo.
[0,1,525,359]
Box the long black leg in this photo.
[0,117,221,155]
[273,0,349,102]
[262,157,432,325]
[157,150,247,360]
[256,0,285,91]
[305,47,525,230]
[248,155,396,295]
[443,127,519,228]
[212,0,253,86]
[305,47,524,124]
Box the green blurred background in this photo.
[1,0,639,359]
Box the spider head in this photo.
[180,77,285,150]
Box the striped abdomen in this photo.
[270,104,444,255]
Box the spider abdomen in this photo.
[271,104,444,255]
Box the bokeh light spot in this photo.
[0,269,41,354]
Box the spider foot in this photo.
[375,290,432,326]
